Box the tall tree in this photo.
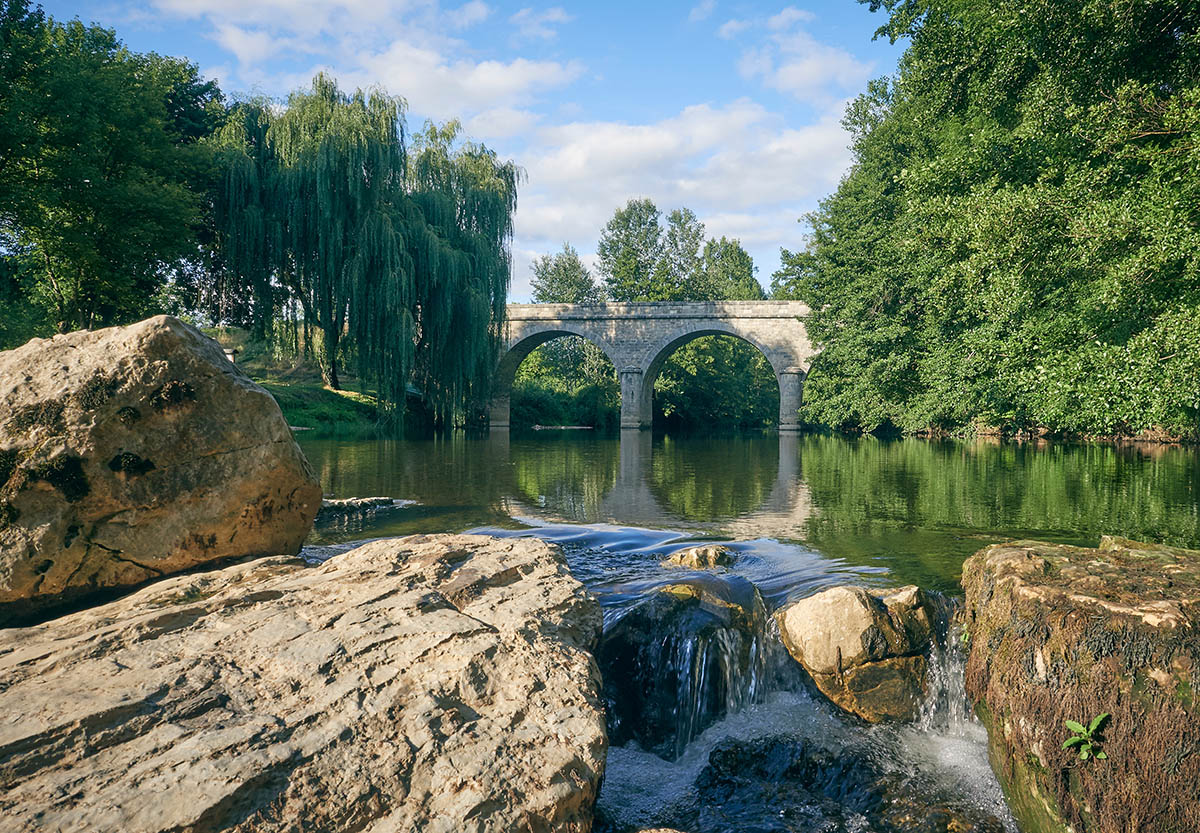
[0,3,220,333]
[775,0,1200,437]
[703,237,764,300]
[597,198,663,302]
[652,207,707,300]
[530,243,604,304]
[213,82,518,426]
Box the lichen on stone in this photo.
[73,373,119,411]
[115,406,141,425]
[8,399,65,434]
[27,455,90,503]
[108,452,155,477]
[150,380,196,411]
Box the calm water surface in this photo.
[300,431,1200,594]
[298,431,1200,832]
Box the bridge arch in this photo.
[488,328,620,429]
[635,324,801,431]
[491,301,814,432]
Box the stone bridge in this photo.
[489,301,816,431]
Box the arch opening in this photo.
[638,330,781,433]
[491,330,620,430]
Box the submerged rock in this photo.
[776,585,936,722]
[0,534,606,833]
[596,574,768,760]
[660,544,734,569]
[683,735,1006,833]
[0,316,322,625]
[962,537,1200,833]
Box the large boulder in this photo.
[596,575,768,759]
[0,316,322,625]
[0,534,607,833]
[962,537,1200,833]
[776,585,936,722]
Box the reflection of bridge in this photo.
[498,431,814,538]
[489,302,816,431]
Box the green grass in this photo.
[203,327,381,436]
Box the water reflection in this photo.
[299,432,1200,593]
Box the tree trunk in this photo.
[321,325,341,390]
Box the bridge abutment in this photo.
[777,367,805,433]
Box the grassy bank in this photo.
[206,328,380,436]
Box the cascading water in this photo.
[595,573,774,760]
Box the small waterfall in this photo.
[597,574,774,760]
[916,596,974,735]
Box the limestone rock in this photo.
[776,585,935,722]
[962,537,1200,833]
[0,534,607,833]
[596,574,767,760]
[0,315,322,625]
[660,544,734,569]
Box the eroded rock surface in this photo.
[0,534,607,833]
[962,537,1200,833]
[0,316,322,625]
[776,585,936,722]
[660,544,734,569]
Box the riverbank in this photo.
[205,328,380,435]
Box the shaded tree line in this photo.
[772,0,1200,439]
[0,1,518,428]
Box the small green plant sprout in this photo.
[1063,713,1109,761]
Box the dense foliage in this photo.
[214,83,517,424]
[772,0,1200,438]
[0,0,220,339]
[0,3,518,427]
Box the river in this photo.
[298,431,1200,832]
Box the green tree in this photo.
[531,243,604,304]
[704,237,764,300]
[597,198,663,302]
[775,0,1200,438]
[0,3,220,334]
[651,207,707,300]
[213,80,518,426]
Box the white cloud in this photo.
[717,18,750,39]
[506,99,852,299]
[735,14,873,103]
[767,6,815,29]
[509,6,572,41]
[447,1,490,28]
[465,106,541,139]
[689,0,716,23]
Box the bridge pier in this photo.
[777,367,805,433]
[488,393,511,429]
[619,366,650,430]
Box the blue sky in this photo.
[43,1,903,300]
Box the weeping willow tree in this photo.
[211,74,519,427]
[407,119,519,425]
[210,99,278,338]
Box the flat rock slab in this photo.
[0,315,322,625]
[962,536,1200,833]
[0,534,607,833]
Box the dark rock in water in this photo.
[596,574,769,760]
[315,496,410,530]
[962,537,1200,833]
[683,735,1007,833]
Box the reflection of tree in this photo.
[646,436,778,521]
[797,436,1200,592]
[508,436,620,522]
